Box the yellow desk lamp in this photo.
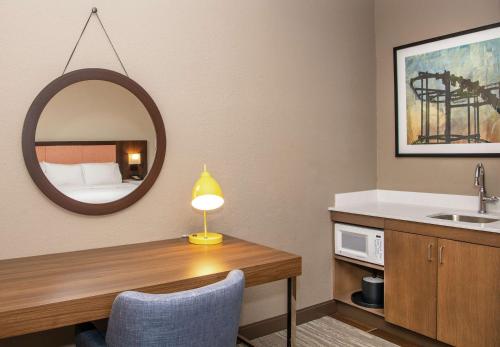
[189,164,224,245]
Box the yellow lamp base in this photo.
[188,232,223,245]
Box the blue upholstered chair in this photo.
[75,270,245,347]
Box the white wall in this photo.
[375,0,500,194]
[0,1,376,345]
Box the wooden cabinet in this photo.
[385,230,500,346]
[384,230,437,338]
[331,212,500,346]
[437,239,500,347]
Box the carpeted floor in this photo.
[243,316,397,347]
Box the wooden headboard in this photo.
[35,141,148,179]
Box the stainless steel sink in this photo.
[429,213,499,224]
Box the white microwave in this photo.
[334,223,384,265]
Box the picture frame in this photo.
[394,22,500,157]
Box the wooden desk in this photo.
[0,236,301,346]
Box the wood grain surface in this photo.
[331,211,500,247]
[385,218,500,248]
[436,239,500,347]
[0,236,301,339]
[330,211,385,229]
[384,230,437,339]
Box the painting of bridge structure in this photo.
[409,71,499,144]
[395,23,500,156]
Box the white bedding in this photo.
[56,183,138,204]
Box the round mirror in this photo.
[23,69,166,215]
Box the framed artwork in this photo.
[394,22,500,157]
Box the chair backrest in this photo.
[105,270,245,347]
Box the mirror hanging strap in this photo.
[62,7,128,76]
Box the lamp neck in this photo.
[203,210,207,238]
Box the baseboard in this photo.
[335,301,450,347]
[238,300,336,339]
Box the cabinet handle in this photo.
[427,244,433,262]
[438,246,444,264]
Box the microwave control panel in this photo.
[374,235,384,262]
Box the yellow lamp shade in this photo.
[128,153,141,165]
[191,165,224,211]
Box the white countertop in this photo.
[329,190,500,234]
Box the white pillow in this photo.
[39,161,47,174]
[44,162,85,186]
[81,163,122,186]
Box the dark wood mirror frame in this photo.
[22,68,167,215]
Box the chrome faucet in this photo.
[474,163,498,214]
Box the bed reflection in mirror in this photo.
[35,80,156,204]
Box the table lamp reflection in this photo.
[128,153,141,179]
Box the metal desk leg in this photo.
[287,277,296,347]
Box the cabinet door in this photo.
[437,239,500,347]
[384,230,437,338]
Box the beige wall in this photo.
[36,80,156,170]
[0,0,376,345]
[375,0,500,195]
